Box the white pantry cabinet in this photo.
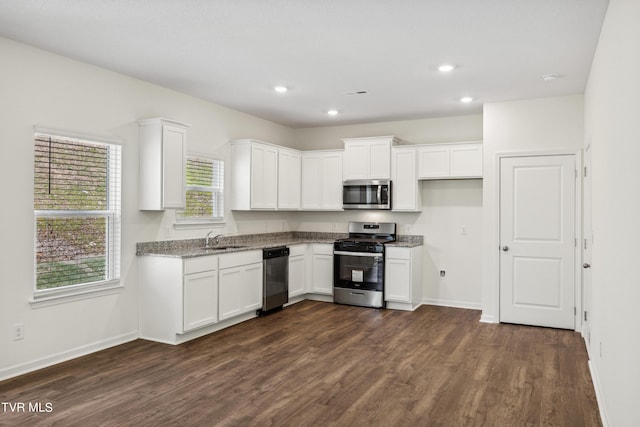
[278,148,302,210]
[391,146,422,212]
[231,139,279,210]
[418,142,483,179]
[138,118,190,210]
[385,246,423,311]
[310,244,334,295]
[301,150,343,211]
[139,255,218,344]
[342,136,399,180]
[288,244,307,298]
[218,250,263,320]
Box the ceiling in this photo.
[0,0,609,128]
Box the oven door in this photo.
[333,250,384,291]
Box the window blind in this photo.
[34,134,121,291]
[177,156,224,221]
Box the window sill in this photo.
[30,280,123,309]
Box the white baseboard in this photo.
[0,331,138,382]
[422,298,482,311]
[588,360,609,427]
[480,313,498,323]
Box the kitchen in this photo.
[1,0,639,425]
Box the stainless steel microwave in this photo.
[342,180,392,210]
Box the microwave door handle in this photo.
[377,185,382,203]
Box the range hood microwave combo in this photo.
[342,180,392,210]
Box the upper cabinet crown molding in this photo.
[138,118,190,211]
[342,136,401,181]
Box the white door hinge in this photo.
[584,166,588,177]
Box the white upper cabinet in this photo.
[301,150,343,211]
[392,146,422,212]
[418,142,483,180]
[278,148,302,210]
[138,118,190,210]
[231,139,282,210]
[342,136,399,180]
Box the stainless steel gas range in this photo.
[333,221,396,308]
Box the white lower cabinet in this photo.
[183,270,218,332]
[139,255,219,344]
[218,251,263,321]
[288,244,307,298]
[385,246,423,311]
[311,244,334,295]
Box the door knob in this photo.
[502,246,509,251]
[583,263,591,269]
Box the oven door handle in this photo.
[333,251,383,258]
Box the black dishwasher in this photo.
[258,246,289,315]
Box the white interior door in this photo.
[500,155,576,329]
[582,146,593,345]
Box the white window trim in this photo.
[175,153,225,227]
[32,126,123,304]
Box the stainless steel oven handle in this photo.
[333,251,383,258]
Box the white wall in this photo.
[0,37,295,379]
[291,116,484,309]
[584,0,640,425]
[481,95,584,323]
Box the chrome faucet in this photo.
[205,231,223,248]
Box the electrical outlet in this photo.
[405,224,412,233]
[460,225,468,236]
[12,323,24,341]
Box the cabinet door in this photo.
[161,124,187,208]
[321,152,343,210]
[219,263,263,321]
[343,142,369,180]
[450,144,483,178]
[418,145,450,179]
[240,263,263,313]
[250,144,278,209]
[369,140,391,179]
[183,270,218,331]
[392,147,421,211]
[288,255,306,298]
[385,258,411,302]
[278,150,301,210]
[312,254,334,295]
[301,154,322,210]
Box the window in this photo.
[33,130,121,297]
[176,156,224,223]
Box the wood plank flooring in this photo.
[0,301,601,426]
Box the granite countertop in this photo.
[137,231,423,258]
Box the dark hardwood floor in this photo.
[0,301,601,426]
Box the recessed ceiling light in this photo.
[327,109,339,116]
[460,96,473,103]
[274,85,288,93]
[542,74,559,83]
[438,64,455,72]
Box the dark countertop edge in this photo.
[137,232,423,258]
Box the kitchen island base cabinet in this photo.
[385,246,423,311]
[218,250,263,321]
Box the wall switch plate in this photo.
[12,323,24,341]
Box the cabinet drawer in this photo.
[184,256,218,274]
[219,250,263,269]
[289,244,306,257]
[312,244,333,256]
[386,247,411,260]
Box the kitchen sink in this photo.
[203,245,246,250]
